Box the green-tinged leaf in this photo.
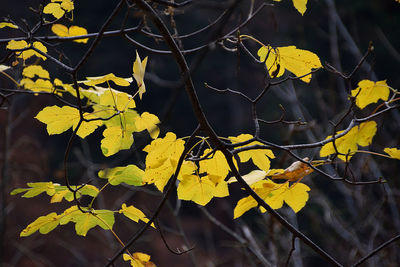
[10,182,56,198]
[98,165,144,186]
[119,204,154,228]
[20,212,61,237]
[59,206,115,236]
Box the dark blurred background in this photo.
[1,0,400,266]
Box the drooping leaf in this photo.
[177,173,216,206]
[229,134,275,172]
[351,80,390,109]
[35,105,103,138]
[384,147,400,160]
[119,204,154,228]
[135,112,160,139]
[132,51,148,99]
[98,165,144,186]
[258,45,321,83]
[320,121,377,161]
[51,24,89,43]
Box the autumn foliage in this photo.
[1,0,400,266]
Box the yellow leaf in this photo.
[99,89,136,110]
[0,22,18,29]
[199,149,233,183]
[273,0,308,15]
[143,132,185,191]
[98,165,144,186]
[320,121,377,161]
[22,65,50,79]
[384,147,400,160]
[351,80,390,109]
[7,40,47,60]
[177,173,215,206]
[123,252,156,267]
[233,180,310,218]
[229,134,275,172]
[84,73,131,87]
[133,51,148,99]
[135,112,160,139]
[43,3,65,19]
[20,78,54,93]
[258,45,321,83]
[20,212,61,237]
[51,24,89,43]
[59,0,74,12]
[119,204,155,228]
[227,169,284,185]
[35,105,102,138]
[101,126,134,157]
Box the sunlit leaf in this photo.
[320,121,377,161]
[51,24,89,43]
[22,65,50,79]
[7,40,47,60]
[101,126,134,157]
[35,105,103,138]
[384,147,400,160]
[135,112,160,139]
[229,134,275,172]
[258,45,321,83]
[143,132,185,191]
[119,204,154,228]
[84,73,131,87]
[351,80,390,109]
